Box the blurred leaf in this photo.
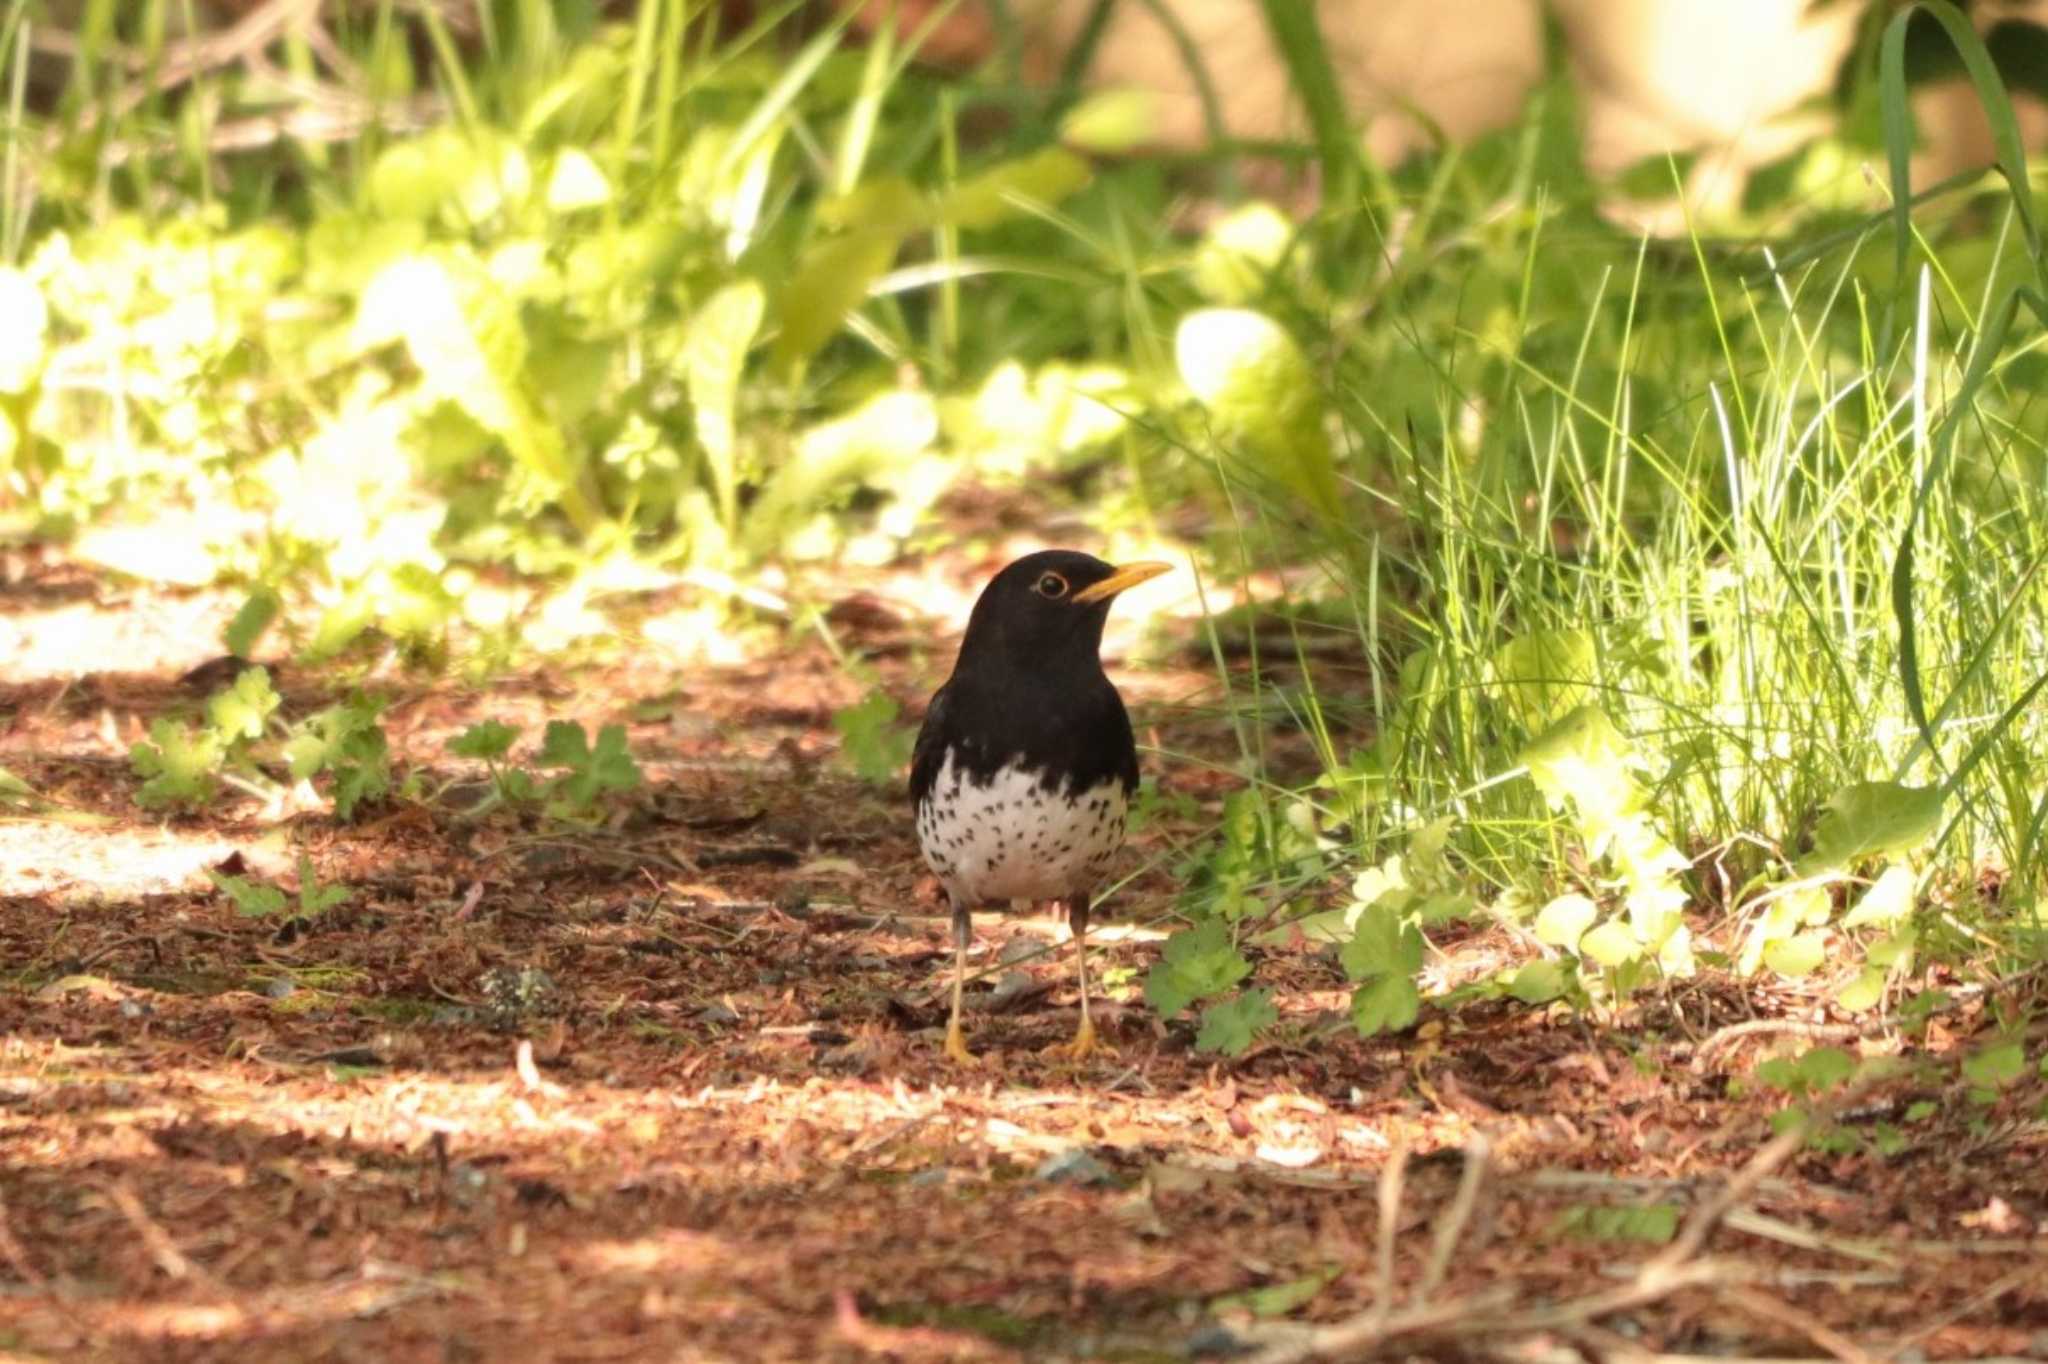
[1145,919,1251,1017]
[132,720,222,809]
[207,668,280,744]
[832,690,912,785]
[1534,893,1598,951]
[1196,988,1278,1057]
[545,148,612,212]
[1962,1039,2025,1089]
[1492,629,1598,735]
[1338,902,1422,983]
[685,281,766,532]
[224,588,280,660]
[1508,959,1571,1004]
[1176,308,1341,524]
[1578,919,1640,968]
[450,720,520,761]
[1060,89,1160,154]
[1210,1263,1339,1318]
[1843,864,1918,929]
[937,148,1092,229]
[1349,973,1419,1036]
[1763,931,1828,979]
[1801,782,1942,874]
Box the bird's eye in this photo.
[1034,572,1069,599]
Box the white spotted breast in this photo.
[914,749,1129,906]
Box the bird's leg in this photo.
[1043,893,1107,1060]
[943,899,979,1067]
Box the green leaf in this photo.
[1842,864,1918,929]
[1801,782,1942,874]
[294,853,349,918]
[1836,967,1887,1013]
[685,280,765,531]
[1175,308,1341,524]
[451,720,520,761]
[1508,959,1570,1004]
[1338,902,1423,982]
[207,667,280,745]
[1492,629,1598,735]
[1797,1046,1856,1092]
[1145,920,1251,1017]
[1209,1264,1340,1319]
[936,148,1092,229]
[1534,893,1598,951]
[1763,931,1828,979]
[1555,1203,1680,1244]
[1350,973,1420,1037]
[131,720,223,809]
[540,722,640,811]
[772,178,925,378]
[285,700,390,821]
[1196,989,1278,1057]
[1060,89,1161,155]
[831,691,912,786]
[1578,919,1641,968]
[210,871,287,917]
[1191,201,1295,304]
[1962,1039,2026,1090]
[223,588,280,660]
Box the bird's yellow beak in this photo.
[1071,560,1173,605]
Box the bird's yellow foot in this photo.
[1041,1016,1108,1061]
[943,1020,981,1067]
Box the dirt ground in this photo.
[2,541,2046,1363]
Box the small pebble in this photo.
[264,978,297,1000]
[1033,1148,1113,1186]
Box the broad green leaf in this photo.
[1801,782,1942,874]
[1836,967,1887,1013]
[1176,308,1341,524]
[207,668,280,744]
[1145,920,1251,1017]
[1577,918,1640,968]
[1797,1046,1856,1092]
[0,268,48,392]
[450,721,520,762]
[1962,1039,2025,1090]
[1195,988,1278,1057]
[1350,973,1420,1036]
[1191,201,1295,304]
[210,871,287,917]
[1491,629,1598,734]
[1842,864,1917,929]
[1508,959,1570,1004]
[1338,902,1423,982]
[1763,931,1828,979]
[223,588,280,660]
[937,148,1091,229]
[1534,893,1598,950]
[1521,705,1635,816]
[1061,89,1161,154]
[832,691,912,786]
[684,281,765,531]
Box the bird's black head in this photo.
[955,550,1171,675]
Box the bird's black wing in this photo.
[908,682,953,806]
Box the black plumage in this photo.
[911,550,1170,1064]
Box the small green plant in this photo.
[285,698,394,821]
[446,719,641,820]
[832,690,913,785]
[210,854,350,927]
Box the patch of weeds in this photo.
[210,853,350,931]
[447,719,640,821]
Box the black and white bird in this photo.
[911,550,1170,1064]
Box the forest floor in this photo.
[2,534,2045,1363]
